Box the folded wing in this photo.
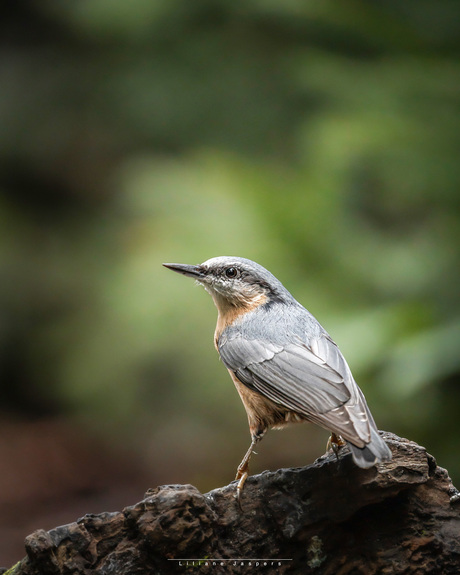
[218,331,373,448]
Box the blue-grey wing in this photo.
[218,331,373,447]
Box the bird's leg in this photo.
[235,434,262,506]
[327,432,346,460]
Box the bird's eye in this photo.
[225,267,238,278]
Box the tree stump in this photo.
[4,433,460,574]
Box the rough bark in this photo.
[4,433,460,574]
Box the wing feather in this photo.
[218,331,372,446]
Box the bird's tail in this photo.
[347,428,392,469]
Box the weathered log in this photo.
[4,433,460,574]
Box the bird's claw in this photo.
[234,458,251,509]
[234,470,248,509]
[327,433,346,460]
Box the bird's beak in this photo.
[163,262,205,280]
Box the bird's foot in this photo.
[234,435,260,509]
[327,433,346,460]
[235,470,249,509]
[234,463,250,509]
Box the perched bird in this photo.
[163,257,392,500]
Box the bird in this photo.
[163,256,392,501]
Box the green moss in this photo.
[3,562,23,575]
[307,535,327,569]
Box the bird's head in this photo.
[163,256,290,312]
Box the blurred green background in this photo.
[1,0,460,564]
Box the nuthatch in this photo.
[163,257,392,501]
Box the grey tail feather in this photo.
[347,428,392,469]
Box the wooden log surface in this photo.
[4,432,460,574]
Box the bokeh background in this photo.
[1,0,460,565]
